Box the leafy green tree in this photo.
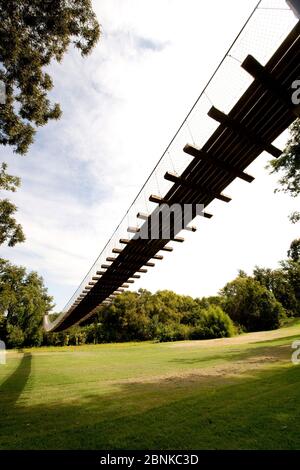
[6,324,24,349]
[253,266,298,316]
[0,163,25,246]
[288,238,300,263]
[99,291,151,342]
[268,119,300,222]
[0,258,53,347]
[280,259,300,315]
[220,275,286,332]
[0,0,100,154]
[253,240,300,316]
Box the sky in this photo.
[1,0,299,312]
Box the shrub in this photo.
[156,323,192,342]
[191,306,235,340]
[7,325,24,348]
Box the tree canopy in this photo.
[0,258,53,347]
[0,0,100,154]
[220,275,286,332]
[0,163,25,246]
[269,118,300,223]
[288,238,300,263]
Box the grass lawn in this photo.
[1,320,300,450]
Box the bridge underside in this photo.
[45,19,300,332]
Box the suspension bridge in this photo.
[44,0,300,332]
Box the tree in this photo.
[253,240,300,317]
[288,238,300,263]
[0,163,25,246]
[253,266,298,316]
[280,259,300,315]
[0,258,53,347]
[99,291,152,342]
[268,119,300,222]
[0,0,100,154]
[220,275,286,332]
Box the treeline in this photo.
[1,239,299,348]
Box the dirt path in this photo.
[169,324,300,349]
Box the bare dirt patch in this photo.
[169,327,300,349]
[115,345,290,389]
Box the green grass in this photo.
[1,321,300,449]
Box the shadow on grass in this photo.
[0,350,300,450]
[168,343,291,366]
[251,333,300,346]
[0,352,32,407]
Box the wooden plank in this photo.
[149,194,213,219]
[164,171,231,203]
[172,237,184,243]
[149,194,166,204]
[137,212,149,220]
[185,226,197,232]
[183,144,255,183]
[161,246,173,252]
[208,106,282,158]
[242,55,300,118]
[112,248,123,254]
[127,226,140,233]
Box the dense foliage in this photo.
[0,0,100,155]
[269,118,300,223]
[0,238,299,348]
[0,163,25,247]
[221,276,286,332]
[0,258,53,347]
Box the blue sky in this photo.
[1,0,299,312]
